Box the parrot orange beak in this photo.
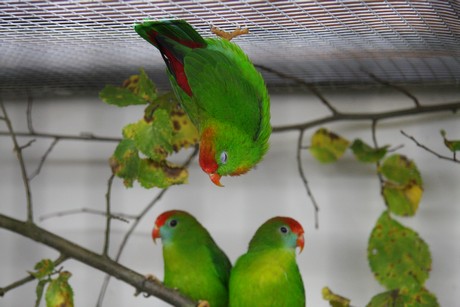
[297,233,305,254]
[152,225,160,244]
[209,173,223,187]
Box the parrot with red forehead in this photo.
[152,210,232,307]
[229,217,306,306]
[135,20,271,186]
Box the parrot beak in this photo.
[209,173,223,187]
[152,225,160,244]
[297,233,305,254]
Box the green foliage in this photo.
[367,288,439,307]
[30,259,55,279]
[350,139,388,163]
[309,128,350,163]
[440,129,460,152]
[45,271,74,307]
[102,69,199,189]
[380,154,423,216]
[322,287,351,307]
[368,211,431,291]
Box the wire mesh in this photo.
[1,0,460,92]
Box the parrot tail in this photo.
[135,20,207,96]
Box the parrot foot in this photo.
[135,274,162,297]
[211,26,249,41]
[197,300,210,307]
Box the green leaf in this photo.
[310,128,350,163]
[109,139,141,188]
[99,85,147,107]
[350,139,388,163]
[122,109,173,161]
[382,181,423,216]
[30,259,55,280]
[35,279,49,307]
[45,271,74,307]
[368,211,431,291]
[138,159,188,188]
[367,288,439,307]
[322,287,351,307]
[440,129,460,152]
[379,154,422,186]
[135,68,157,102]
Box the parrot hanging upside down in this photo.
[152,210,232,307]
[135,20,271,186]
[229,216,306,306]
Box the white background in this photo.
[1,86,459,306]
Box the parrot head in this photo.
[248,217,305,253]
[199,125,269,187]
[152,210,207,245]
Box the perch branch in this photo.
[401,130,459,163]
[0,254,67,297]
[0,100,34,223]
[296,130,320,229]
[0,214,196,307]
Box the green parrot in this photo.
[152,210,232,306]
[229,217,306,307]
[135,20,271,186]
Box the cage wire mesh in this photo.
[1,0,460,93]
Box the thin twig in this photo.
[97,146,199,306]
[18,139,36,150]
[296,130,320,229]
[255,64,339,115]
[0,130,121,142]
[103,174,115,258]
[0,98,34,223]
[368,73,421,107]
[26,91,35,133]
[371,120,385,187]
[29,137,60,180]
[39,208,134,223]
[0,254,68,297]
[401,130,459,163]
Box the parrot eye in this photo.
[220,151,228,164]
[280,226,288,234]
[169,219,178,227]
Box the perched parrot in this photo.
[135,20,271,186]
[152,210,232,307]
[229,217,306,307]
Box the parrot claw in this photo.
[135,274,162,297]
[197,300,210,307]
[211,26,249,41]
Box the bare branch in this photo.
[368,73,421,107]
[401,130,459,163]
[18,139,36,150]
[39,208,134,223]
[103,174,115,258]
[0,99,34,223]
[0,254,67,297]
[296,130,320,229]
[0,130,121,142]
[29,137,60,180]
[26,91,35,133]
[371,120,385,186]
[0,214,196,307]
[255,64,339,115]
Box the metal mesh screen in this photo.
[1,0,460,92]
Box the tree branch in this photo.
[0,99,34,223]
[0,130,121,142]
[0,254,67,297]
[29,137,60,180]
[39,208,134,223]
[401,130,459,163]
[368,73,421,107]
[103,174,115,257]
[0,214,196,307]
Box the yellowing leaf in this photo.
[382,181,423,217]
[170,104,199,152]
[45,271,74,307]
[440,129,460,152]
[310,128,350,163]
[122,68,157,102]
[30,259,55,279]
[138,159,188,188]
[379,154,422,186]
[322,287,351,307]
[350,139,388,163]
[123,109,173,161]
[367,288,439,307]
[109,139,140,188]
[99,85,147,107]
[368,211,431,291]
